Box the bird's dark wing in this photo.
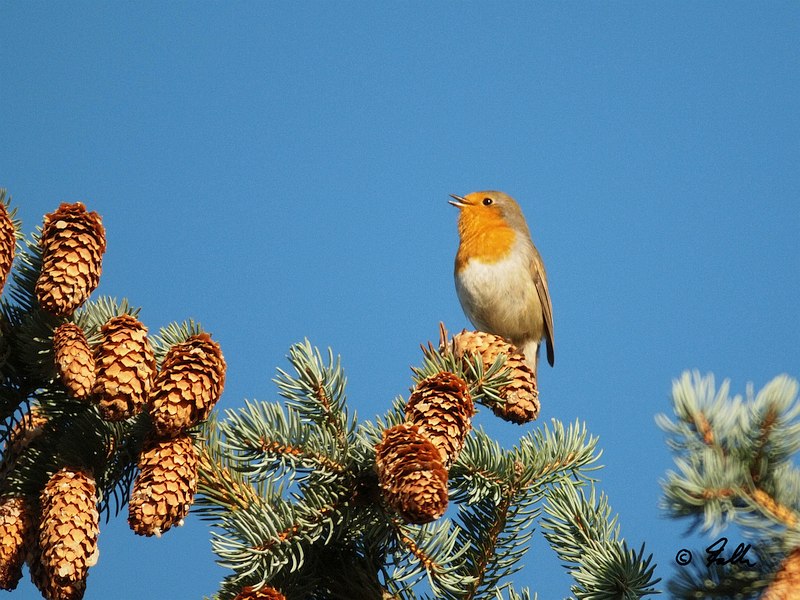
[532,254,555,366]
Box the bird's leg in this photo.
[520,339,540,383]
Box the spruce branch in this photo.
[666,553,772,600]
[492,584,537,600]
[514,418,602,486]
[5,232,42,315]
[381,518,473,596]
[355,396,407,462]
[746,487,799,530]
[205,469,362,597]
[542,481,660,599]
[196,342,382,599]
[0,396,31,450]
[659,372,800,536]
[198,332,657,599]
[660,371,800,596]
[274,340,354,450]
[196,413,272,519]
[456,464,537,600]
[210,490,301,579]
[450,420,601,598]
[218,399,347,484]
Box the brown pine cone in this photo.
[37,468,99,592]
[449,329,540,424]
[128,434,198,537]
[92,314,155,421]
[0,198,16,296]
[35,202,105,316]
[0,496,31,591]
[762,548,800,600]
[148,333,226,437]
[405,372,473,467]
[233,585,287,600]
[53,323,95,400]
[28,530,86,600]
[375,423,448,524]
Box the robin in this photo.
[449,190,555,378]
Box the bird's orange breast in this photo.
[455,210,517,272]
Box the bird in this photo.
[449,190,554,378]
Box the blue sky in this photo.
[2,3,799,598]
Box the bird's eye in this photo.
[482,197,493,206]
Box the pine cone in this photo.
[128,434,198,537]
[0,200,16,296]
[762,548,800,600]
[449,329,540,424]
[374,423,448,524]
[92,314,155,421]
[148,333,226,437]
[0,496,31,591]
[28,568,84,600]
[405,372,473,467]
[233,585,287,600]
[28,526,86,600]
[53,323,95,400]
[0,406,48,480]
[35,202,105,316]
[37,468,99,594]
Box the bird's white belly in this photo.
[455,252,543,342]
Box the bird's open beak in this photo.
[448,194,469,208]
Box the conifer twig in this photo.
[463,462,525,600]
[660,371,800,597]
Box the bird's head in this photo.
[449,191,529,235]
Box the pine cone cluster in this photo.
[35,203,105,317]
[374,423,449,524]
[0,200,16,296]
[128,434,198,537]
[449,329,540,424]
[376,366,471,524]
[148,333,226,437]
[0,198,228,597]
[0,496,31,590]
[92,314,156,421]
[126,333,224,536]
[31,467,99,600]
[53,323,96,400]
[233,585,288,600]
[405,371,473,467]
